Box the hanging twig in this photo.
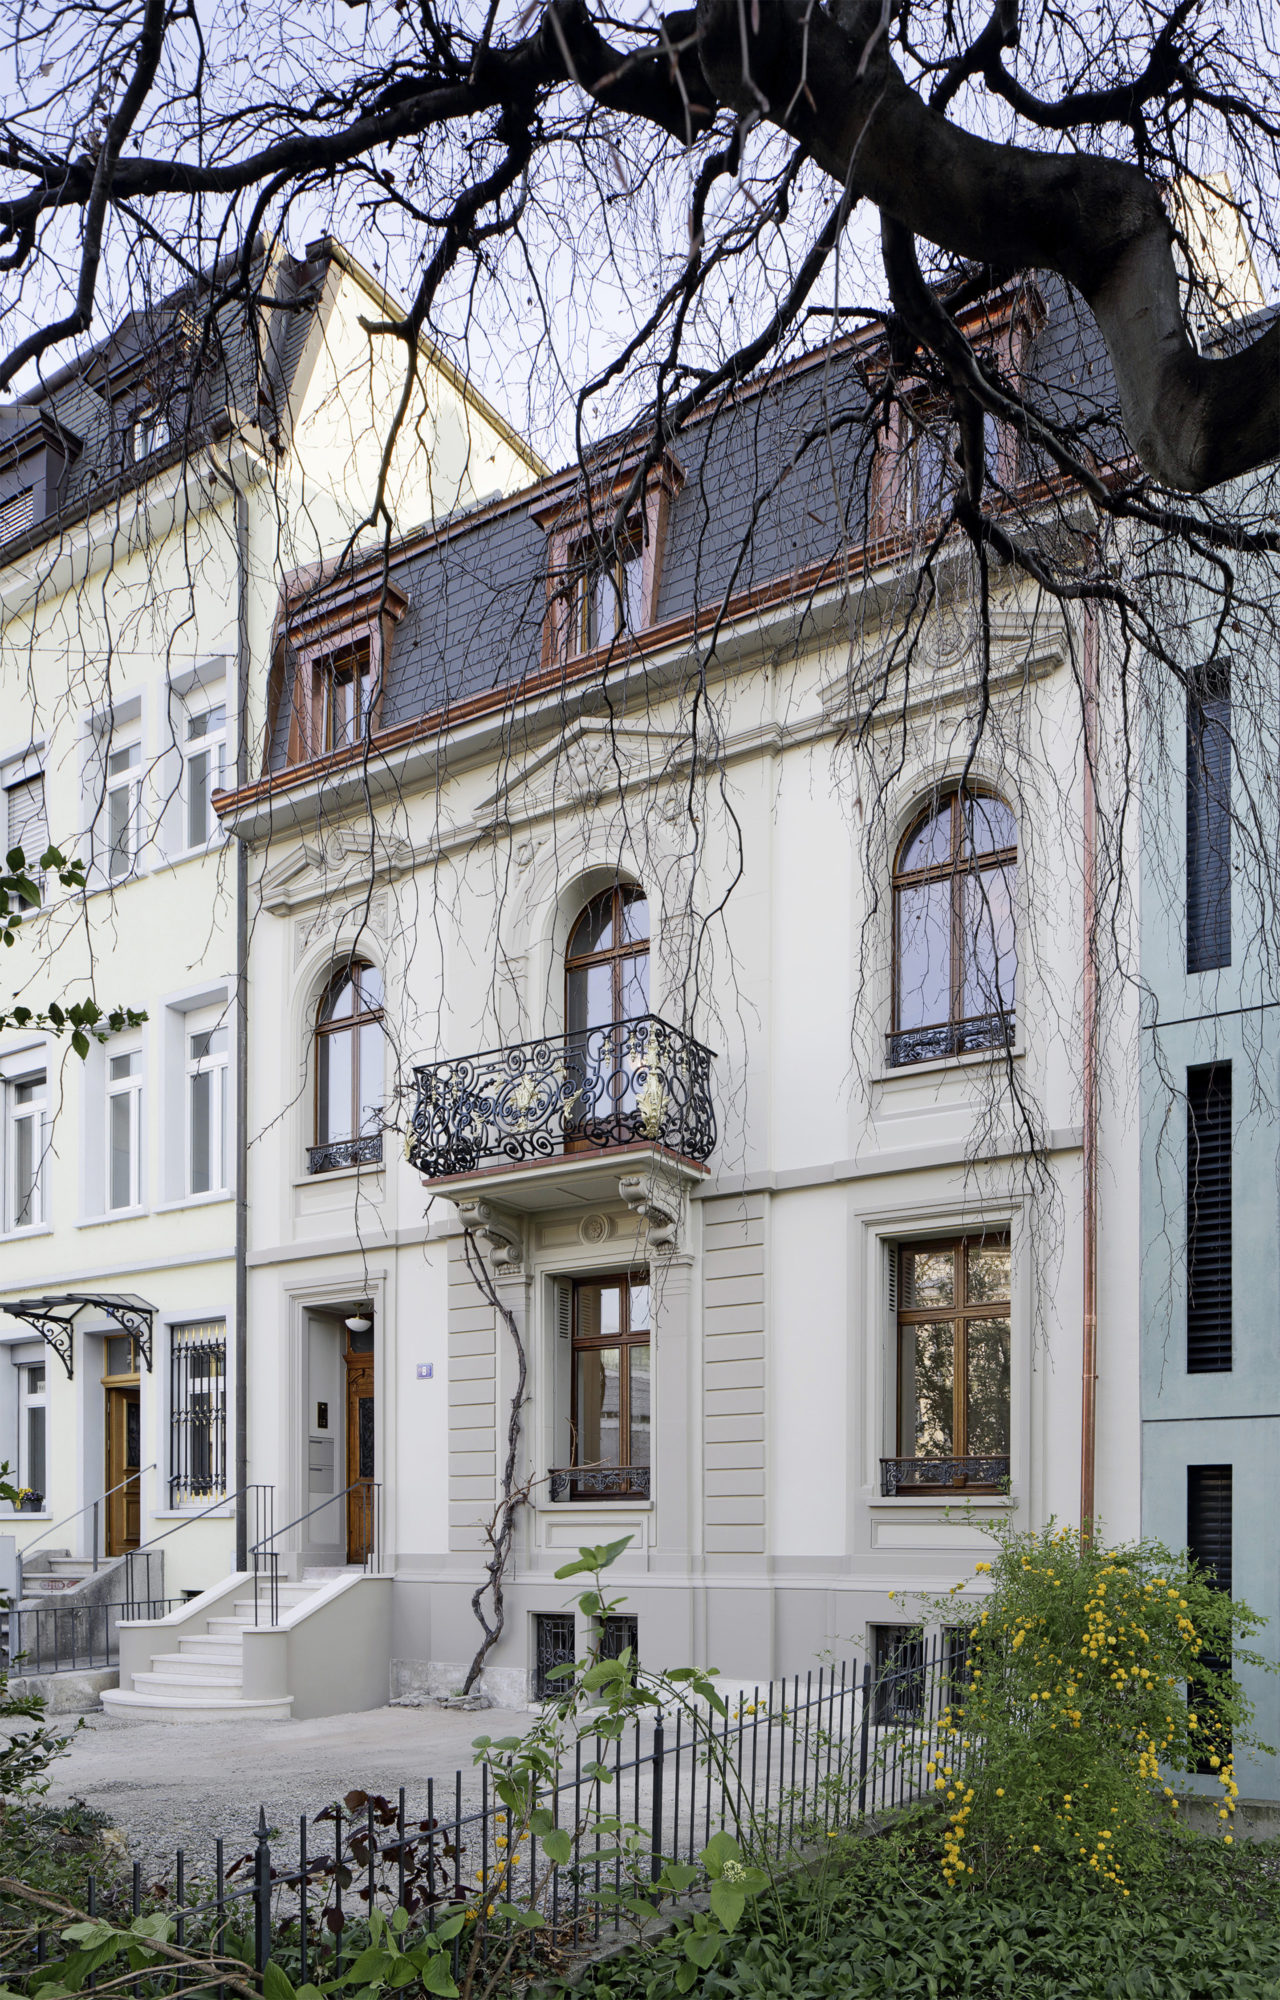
[460,1229,529,1697]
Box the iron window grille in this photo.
[533,1612,577,1701]
[1187,1062,1232,1373]
[598,1614,638,1664]
[873,1625,926,1724]
[169,1321,227,1506]
[889,788,1017,1067]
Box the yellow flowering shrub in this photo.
[918,1522,1271,1891]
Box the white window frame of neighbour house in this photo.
[185,1016,229,1197]
[182,698,227,851]
[6,1068,48,1231]
[18,1362,47,1503]
[104,728,143,881]
[106,1049,143,1211]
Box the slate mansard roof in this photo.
[260,274,1110,783]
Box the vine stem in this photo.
[460,1229,529,1697]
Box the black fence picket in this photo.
[13,1643,963,1987]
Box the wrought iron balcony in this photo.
[886,1011,1015,1068]
[307,1134,384,1175]
[549,1466,652,1502]
[408,1014,716,1181]
[880,1455,1010,1496]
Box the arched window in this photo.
[565,884,649,1034]
[891,790,1016,1067]
[310,961,385,1172]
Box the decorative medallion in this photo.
[579,1212,613,1246]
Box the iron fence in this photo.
[1,1596,182,1675]
[16,1635,963,1988]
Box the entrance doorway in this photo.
[343,1321,375,1563]
[102,1333,142,1557]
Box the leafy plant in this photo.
[909,1519,1271,1891]
[1,844,145,1052]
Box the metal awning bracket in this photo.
[0,1291,157,1380]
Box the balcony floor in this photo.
[418,1140,709,1214]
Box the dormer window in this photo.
[278,573,408,768]
[315,642,373,755]
[534,449,682,667]
[126,402,171,466]
[572,529,644,653]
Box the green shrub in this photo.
[915,1519,1271,1891]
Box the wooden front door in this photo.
[104,1386,141,1556]
[344,1329,375,1563]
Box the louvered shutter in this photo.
[555,1278,572,1343]
[1187,1464,1232,1593]
[1186,660,1231,972]
[5,774,47,869]
[1187,1062,1232,1373]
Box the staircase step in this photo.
[206,1617,254,1638]
[150,1651,241,1680]
[133,1670,244,1696]
[177,1637,243,1660]
[101,1688,293,1724]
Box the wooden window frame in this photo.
[312,961,385,1165]
[569,1270,650,1493]
[565,884,650,1030]
[281,573,408,767]
[533,450,682,668]
[890,787,1017,1064]
[895,1233,1011,1473]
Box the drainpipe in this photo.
[1080,605,1099,1542]
[210,450,252,1571]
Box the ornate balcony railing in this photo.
[881,1455,1010,1496]
[408,1014,716,1180]
[307,1134,384,1175]
[549,1466,651,1502]
[886,1011,1015,1069]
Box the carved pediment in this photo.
[260,828,415,914]
[475,717,690,828]
[820,598,1069,727]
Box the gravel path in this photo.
[36,1702,536,1882]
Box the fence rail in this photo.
[1,1596,182,1675]
[16,1635,963,1987]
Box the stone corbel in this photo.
[450,1197,524,1271]
[618,1172,681,1254]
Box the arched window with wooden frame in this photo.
[310,960,385,1173]
[565,884,649,1035]
[890,788,1017,1067]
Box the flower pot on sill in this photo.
[18,1494,43,1512]
[949,1475,968,1489]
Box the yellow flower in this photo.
[1224,1835,1234,1846]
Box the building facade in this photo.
[0,242,539,1602]
[209,291,1144,1714]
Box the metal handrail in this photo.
[119,1482,273,1615]
[249,1478,381,1628]
[14,1463,158,1581]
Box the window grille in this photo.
[599,1614,638,1664]
[533,1612,577,1701]
[1187,1464,1232,1769]
[872,1625,926,1724]
[1187,659,1231,973]
[169,1321,227,1506]
[1187,1063,1232,1373]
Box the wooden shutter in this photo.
[1186,660,1231,972]
[1187,1062,1231,1373]
[1187,1464,1232,1593]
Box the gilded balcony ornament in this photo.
[637,1072,668,1138]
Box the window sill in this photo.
[76,1206,149,1227]
[294,1162,386,1188]
[874,1045,1023,1086]
[0,1224,53,1243]
[536,1498,654,1513]
[153,1191,233,1214]
[148,1506,235,1521]
[867,1490,1014,1507]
